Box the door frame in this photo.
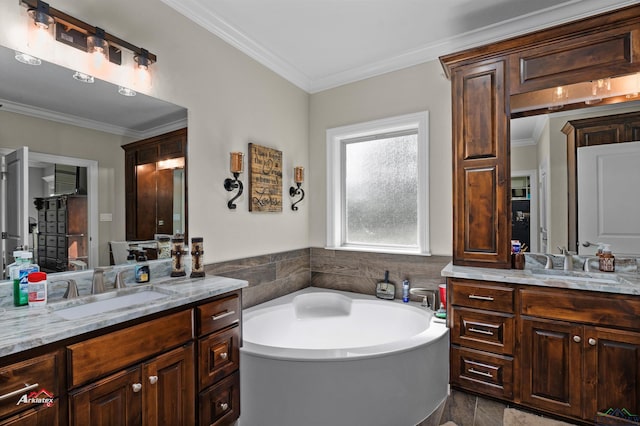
[0,148,99,269]
[512,169,539,253]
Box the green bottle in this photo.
[11,252,28,307]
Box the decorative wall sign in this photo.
[248,143,283,212]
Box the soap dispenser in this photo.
[135,249,150,283]
[599,244,615,272]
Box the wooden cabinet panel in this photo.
[583,327,640,420]
[0,403,58,426]
[452,60,510,267]
[511,28,637,94]
[577,124,624,146]
[69,367,142,426]
[197,295,240,337]
[451,307,514,355]
[450,279,514,313]
[68,310,192,388]
[520,318,583,418]
[198,372,240,426]
[0,352,62,420]
[198,326,240,391]
[143,343,195,426]
[450,346,513,400]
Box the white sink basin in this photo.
[54,290,170,320]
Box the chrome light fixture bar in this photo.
[21,0,157,67]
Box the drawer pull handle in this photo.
[468,327,494,336]
[212,311,236,321]
[588,338,597,346]
[468,368,493,378]
[0,383,39,401]
[219,352,228,360]
[468,295,494,301]
[132,383,142,393]
[219,402,229,411]
[148,375,158,385]
[573,335,581,343]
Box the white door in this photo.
[2,147,29,276]
[577,141,640,256]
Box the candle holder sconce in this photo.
[224,152,244,209]
[289,166,305,211]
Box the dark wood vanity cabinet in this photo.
[448,278,640,424]
[440,4,640,269]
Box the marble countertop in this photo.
[0,274,248,358]
[441,262,640,296]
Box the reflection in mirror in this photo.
[0,44,187,275]
[511,99,640,257]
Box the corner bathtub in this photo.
[239,287,449,426]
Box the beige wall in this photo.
[0,110,131,265]
[511,144,538,172]
[309,60,453,255]
[0,0,310,263]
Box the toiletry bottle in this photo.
[402,279,410,303]
[127,249,136,264]
[10,251,27,307]
[14,252,39,307]
[599,244,615,272]
[135,250,150,283]
[27,271,47,307]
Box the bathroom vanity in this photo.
[443,263,640,425]
[0,274,246,426]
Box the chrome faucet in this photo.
[583,257,596,272]
[53,279,79,299]
[91,268,106,294]
[557,247,574,271]
[115,270,127,290]
[544,254,554,270]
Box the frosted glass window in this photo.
[326,111,430,255]
[344,134,418,247]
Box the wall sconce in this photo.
[19,0,157,83]
[548,86,568,111]
[224,152,244,210]
[289,166,305,211]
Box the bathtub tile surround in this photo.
[311,248,451,300]
[204,248,310,308]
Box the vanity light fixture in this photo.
[72,71,94,83]
[585,78,611,105]
[118,86,136,97]
[20,0,157,81]
[289,166,305,211]
[26,0,54,50]
[549,86,568,111]
[224,152,244,210]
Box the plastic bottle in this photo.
[27,271,47,307]
[135,250,150,283]
[10,251,27,307]
[13,252,39,307]
[402,279,410,303]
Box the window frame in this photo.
[326,111,430,255]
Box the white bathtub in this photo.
[239,287,449,426]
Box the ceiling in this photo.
[160,0,637,93]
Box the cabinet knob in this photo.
[132,383,142,393]
[573,335,581,343]
[219,352,228,360]
[219,402,229,411]
[588,338,597,346]
[149,375,158,385]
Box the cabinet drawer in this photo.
[451,307,514,355]
[197,294,240,337]
[199,371,240,426]
[450,345,513,400]
[56,223,66,234]
[0,352,62,419]
[45,236,56,247]
[198,326,240,391]
[67,310,193,388]
[450,279,514,313]
[45,210,57,222]
[45,223,57,234]
[46,247,57,258]
[56,210,66,222]
[520,287,640,329]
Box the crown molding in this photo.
[511,138,536,147]
[0,99,187,139]
[161,0,637,93]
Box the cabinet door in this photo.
[69,368,142,426]
[451,59,510,268]
[583,327,640,422]
[143,343,195,426]
[520,318,583,418]
[199,372,239,426]
[0,402,58,426]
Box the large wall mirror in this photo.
[0,44,188,275]
[511,96,640,257]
